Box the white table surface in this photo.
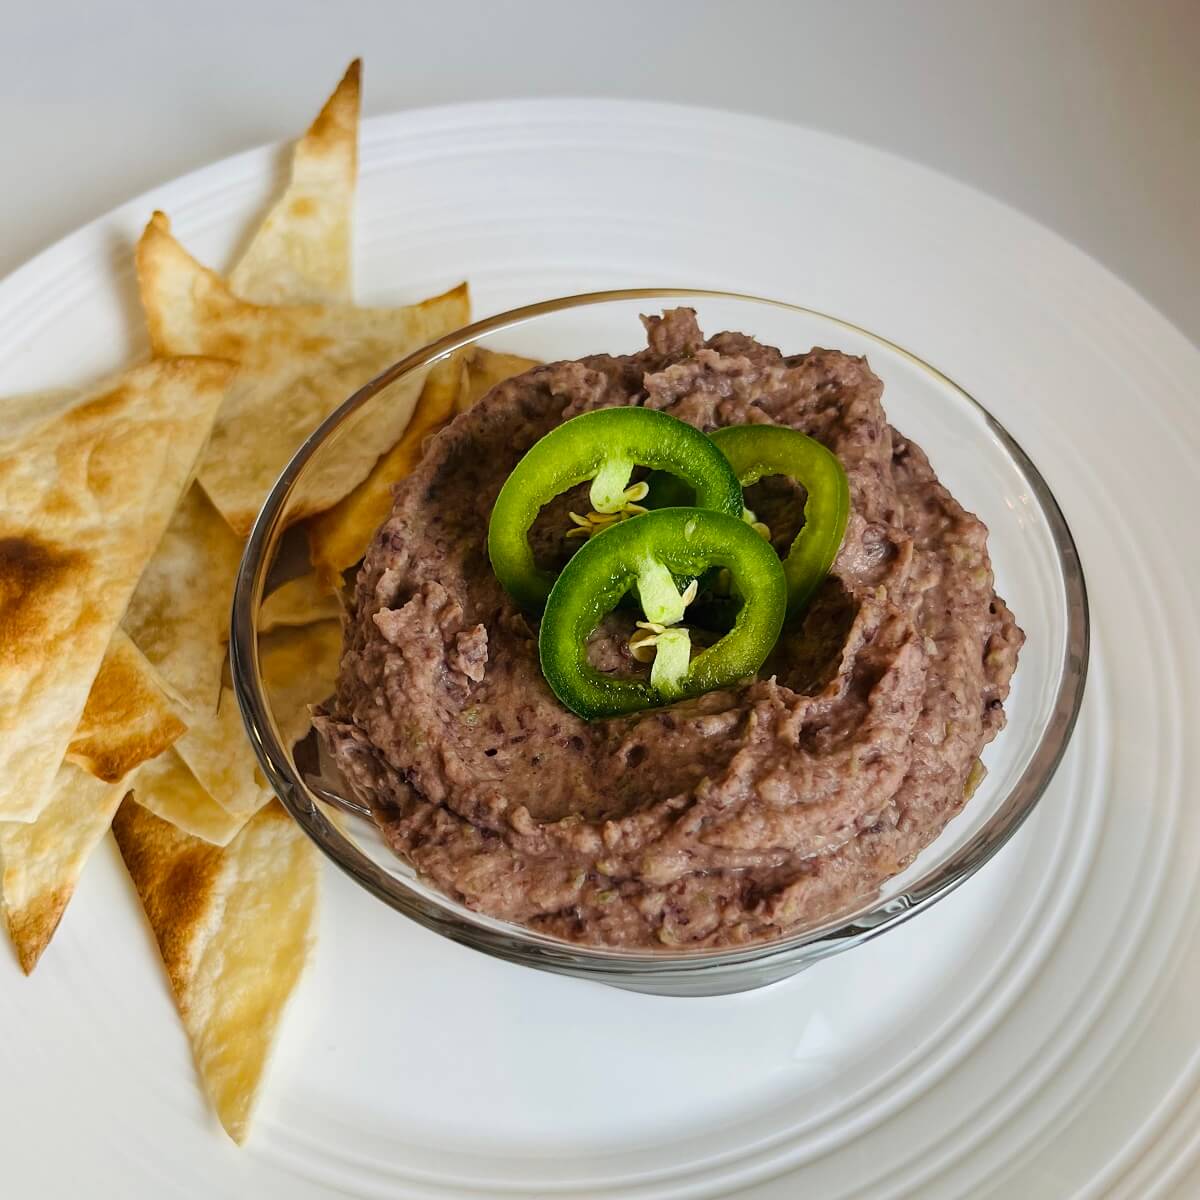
[2,0,1197,346]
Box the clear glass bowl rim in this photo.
[231,288,1090,984]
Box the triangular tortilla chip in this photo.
[137,212,470,535]
[260,619,343,753]
[305,345,539,584]
[229,60,360,305]
[460,345,541,412]
[1,388,81,439]
[112,798,319,1143]
[302,348,542,585]
[1,630,183,972]
[0,358,232,821]
[0,769,127,974]
[65,628,186,783]
[189,689,270,817]
[132,748,248,847]
[123,486,271,818]
[305,350,468,583]
[255,573,341,635]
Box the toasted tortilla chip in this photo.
[230,60,360,305]
[66,629,186,783]
[0,768,127,974]
[186,691,271,819]
[123,487,238,710]
[305,345,540,583]
[112,798,319,1143]
[261,620,343,753]
[137,212,470,536]
[1,388,81,439]
[0,358,232,822]
[123,486,271,818]
[305,351,468,583]
[257,573,341,635]
[1,630,182,972]
[461,346,541,412]
[132,749,247,847]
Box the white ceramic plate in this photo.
[1,100,1197,1199]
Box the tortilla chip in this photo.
[305,350,468,583]
[132,749,247,847]
[0,769,127,974]
[1,630,182,972]
[0,358,232,822]
[260,619,343,753]
[229,60,360,305]
[304,345,540,583]
[66,629,186,783]
[123,487,238,709]
[123,486,271,818]
[257,573,341,635]
[461,346,541,412]
[112,798,319,1143]
[189,692,272,819]
[137,212,470,535]
[1,388,81,439]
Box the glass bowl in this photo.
[231,290,1088,997]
